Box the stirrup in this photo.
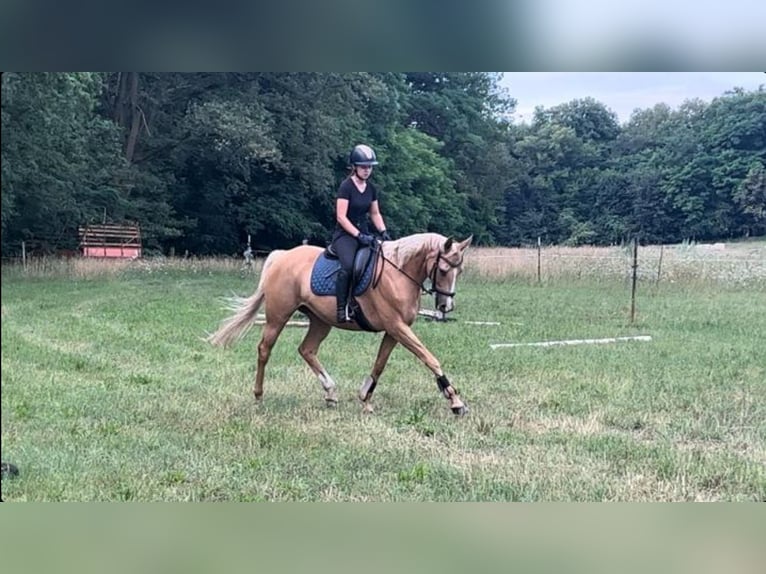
[337,307,351,323]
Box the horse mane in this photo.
[383,233,445,266]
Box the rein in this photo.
[375,242,460,297]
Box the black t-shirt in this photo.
[335,177,378,233]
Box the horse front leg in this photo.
[359,333,398,414]
[389,325,468,415]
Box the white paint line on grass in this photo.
[464,321,502,325]
[490,335,652,349]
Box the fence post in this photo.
[630,237,639,323]
[22,240,27,271]
[656,244,664,284]
[537,236,542,285]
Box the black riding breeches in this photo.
[331,232,358,273]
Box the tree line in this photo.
[2,72,764,257]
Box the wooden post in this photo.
[630,237,639,323]
[22,240,27,271]
[537,236,542,285]
[656,244,664,284]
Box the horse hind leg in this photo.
[359,333,398,414]
[297,314,336,406]
[254,316,291,401]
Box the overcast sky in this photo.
[500,72,766,124]
[520,0,765,68]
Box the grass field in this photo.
[2,244,764,501]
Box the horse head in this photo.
[431,235,473,313]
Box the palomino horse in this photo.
[208,233,473,414]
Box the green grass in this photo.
[2,263,764,500]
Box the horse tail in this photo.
[207,250,284,347]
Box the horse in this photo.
[207,233,473,415]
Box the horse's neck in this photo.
[396,240,434,282]
[402,255,427,282]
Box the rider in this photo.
[332,144,392,322]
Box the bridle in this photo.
[428,250,462,297]
[376,243,462,298]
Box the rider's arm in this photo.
[336,198,362,237]
[370,200,386,235]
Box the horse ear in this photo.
[459,235,473,250]
[443,237,454,252]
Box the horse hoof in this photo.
[451,404,468,416]
[359,376,376,403]
[362,403,374,414]
[325,398,338,408]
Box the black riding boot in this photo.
[336,269,351,323]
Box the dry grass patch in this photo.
[466,241,766,285]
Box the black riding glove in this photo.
[379,230,392,242]
[357,233,375,247]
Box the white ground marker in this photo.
[490,335,652,350]
[418,309,447,320]
[418,309,504,325]
[255,314,309,327]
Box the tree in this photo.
[533,97,620,144]
[403,73,516,243]
[734,161,766,236]
[374,127,464,237]
[5,74,763,256]
[2,73,124,255]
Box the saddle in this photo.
[310,245,379,332]
[310,245,376,297]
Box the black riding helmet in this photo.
[349,144,379,167]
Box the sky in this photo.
[521,1,766,69]
[500,72,766,124]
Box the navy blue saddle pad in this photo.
[310,249,376,297]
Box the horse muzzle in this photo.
[436,295,454,314]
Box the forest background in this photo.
[2,72,764,256]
